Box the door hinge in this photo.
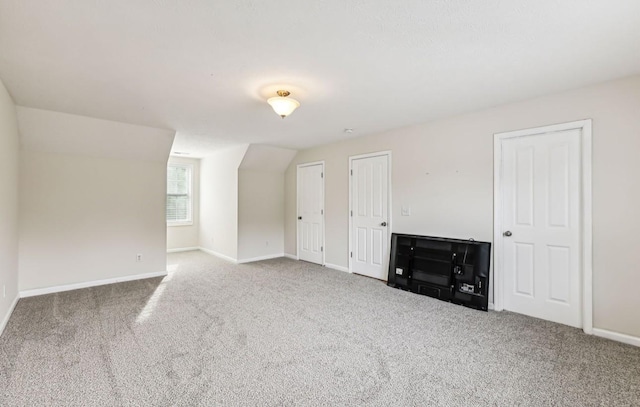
[321,209,324,215]
[350,252,353,258]
[321,172,323,178]
[321,246,323,252]
[350,210,353,217]
[350,169,353,175]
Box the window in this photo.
[166,164,192,225]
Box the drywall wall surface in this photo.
[237,144,295,261]
[0,78,19,334]
[284,75,640,338]
[17,107,175,161]
[239,144,297,172]
[19,150,169,290]
[238,170,285,261]
[199,145,248,260]
[17,108,174,291]
[167,157,200,251]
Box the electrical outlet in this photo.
[136,254,142,262]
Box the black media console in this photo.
[387,233,491,311]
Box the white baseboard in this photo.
[198,247,238,263]
[325,263,349,273]
[237,253,284,264]
[593,328,640,348]
[167,247,199,253]
[284,253,298,260]
[0,295,19,337]
[488,303,495,310]
[19,271,168,298]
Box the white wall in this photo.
[199,144,294,262]
[238,170,285,261]
[199,145,248,260]
[167,156,200,251]
[284,75,640,338]
[18,108,174,291]
[0,78,19,335]
[18,107,173,161]
[236,145,295,262]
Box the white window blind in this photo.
[167,164,192,223]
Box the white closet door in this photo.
[351,154,389,280]
[501,129,581,327]
[297,163,324,265]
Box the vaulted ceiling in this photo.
[1,1,639,156]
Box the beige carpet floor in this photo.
[1,250,639,406]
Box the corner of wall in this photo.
[17,108,174,292]
[198,144,249,260]
[0,76,20,335]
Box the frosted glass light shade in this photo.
[267,96,300,118]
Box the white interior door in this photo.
[297,163,324,265]
[351,153,389,280]
[501,128,582,327]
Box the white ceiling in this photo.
[1,1,639,157]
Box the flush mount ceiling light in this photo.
[267,90,300,118]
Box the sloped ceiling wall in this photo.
[18,107,174,161]
[239,145,297,172]
[198,144,249,260]
[237,145,297,261]
[17,107,175,291]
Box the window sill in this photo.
[167,221,194,227]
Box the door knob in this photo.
[503,231,512,237]
[381,222,387,227]
[298,216,302,220]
